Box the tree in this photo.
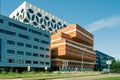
[110,59,120,73]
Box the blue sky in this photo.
[0,0,120,59]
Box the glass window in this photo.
[26,52,32,56]
[46,55,49,58]
[5,30,16,36]
[43,34,49,38]
[46,62,49,65]
[40,61,44,64]
[33,45,38,49]
[17,42,24,47]
[28,9,34,13]
[0,29,16,36]
[40,54,44,57]
[17,51,24,55]
[18,34,30,40]
[41,40,49,44]
[33,53,38,57]
[52,19,56,23]
[7,49,15,54]
[37,13,42,17]
[7,40,15,45]
[34,38,39,42]
[7,59,15,63]
[17,59,24,64]
[44,16,49,20]
[21,9,24,13]
[29,29,42,36]
[25,60,31,64]
[9,22,27,31]
[26,44,32,48]
[0,19,3,23]
[46,48,49,51]
[40,47,44,50]
[33,61,38,64]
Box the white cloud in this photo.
[86,16,120,32]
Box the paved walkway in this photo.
[53,74,120,80]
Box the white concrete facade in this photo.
[9,1,70,34]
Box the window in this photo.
[17,59,24,64]
[17,42,24,47]
[9,22,27,31]
[17,51,24,55]
[33,45,38,49]
[25,60,31,64]
[28,9,34,13]
[0,29,16,36]
[46,48,49,51]
[7,49,15,54]
[40,54,44,57]
[0,19,3,23]
[26,52,32,56]
[40,47,44,50]
[34,38,39,42]
[18,34,30,40]
[46,62,49,65]
[33,53,38,57]
[33,61,38,64]
[41,40,49,44]
[46,55,49,58]
[29,29,42,36]
[7,59,15,63]
[26,44,32,48]
[44,34,49,38]
[40,61,44,64]
[7,40,15,45]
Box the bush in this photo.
[110,59,120,73]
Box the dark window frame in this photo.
[7,49,15,54]
[9,22,27,31]
[17,42,24,47]
[7,40,15,45]
[17,51,24,55]
[26,44,32,48]
[33,53,38,57]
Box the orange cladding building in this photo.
[51,24,96,71]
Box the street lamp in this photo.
[106,60,111,72]
[27,64,30,72]
[81,48,86,72]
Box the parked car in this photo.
[101,69,109,74]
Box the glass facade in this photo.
[95,50,115,71]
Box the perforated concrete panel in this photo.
[9,1,70,34]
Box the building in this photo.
[95,50,115,71]
[51,24,96,71]
[0,15,50,71]
[9,1,70,34]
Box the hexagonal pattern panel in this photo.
[9,1,70,34]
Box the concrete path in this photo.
[52,74,120,80]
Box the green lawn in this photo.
[94,77,120,80]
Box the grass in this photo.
[0,71,55,79]
[0,71,100,79]
[94,77,120,80]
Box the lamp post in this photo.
[81,48,85,72]
[27,64,30,72]
[106,60,111,72]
